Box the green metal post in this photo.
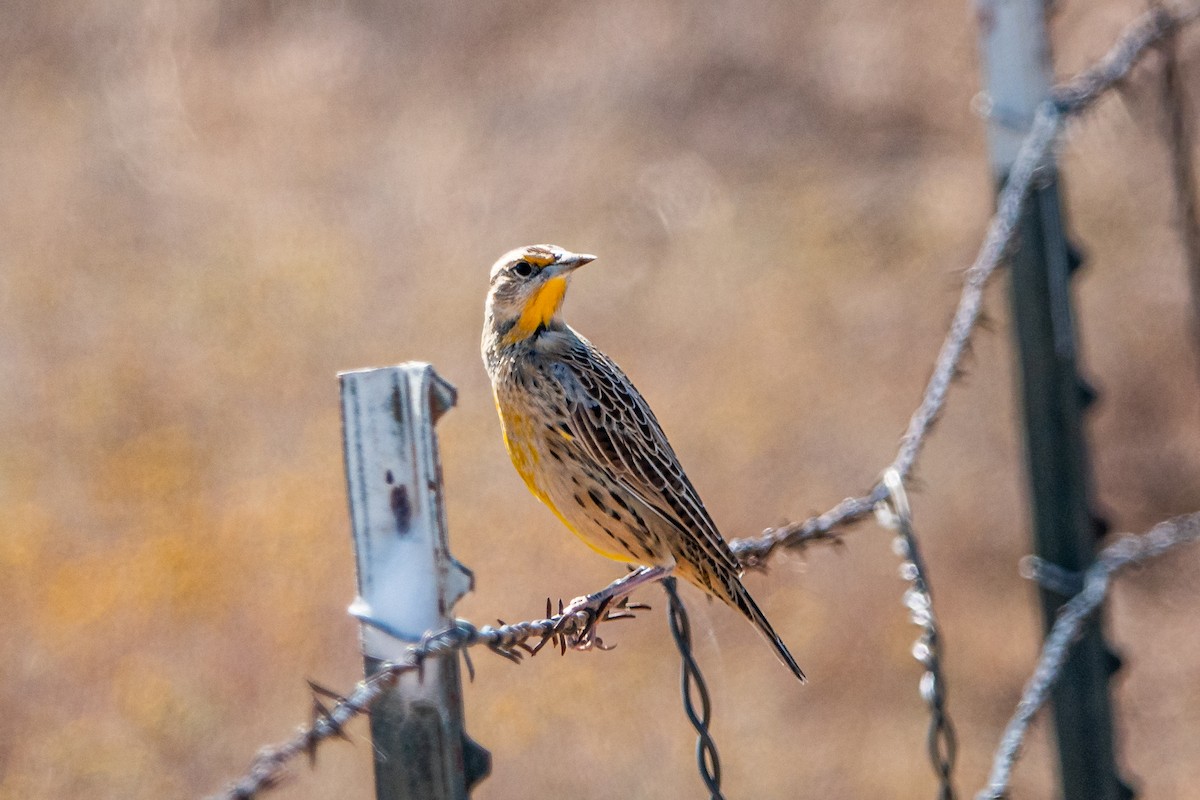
[975,0,1132,797]
[1005,178,1130,800]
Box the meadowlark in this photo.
[482,244,805,681]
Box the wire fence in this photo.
[978,511,1200,800]
[207,7,1200,799]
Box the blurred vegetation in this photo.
[1,1,1199,798]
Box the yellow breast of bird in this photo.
[493,384,645,566]
[495,398,544,497]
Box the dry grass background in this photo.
[2,1,1199,798]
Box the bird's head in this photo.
[484,244,597,348]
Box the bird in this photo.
[481,243,805,681]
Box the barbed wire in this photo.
[208,8,1200,798]
[207,597,648,800]
[730,103,1061,566]
[976,511,1200,800]
[730,5,1195,569]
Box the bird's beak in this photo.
[546,252,597,278]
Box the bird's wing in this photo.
[549,334,741,575]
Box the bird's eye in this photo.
[512,261,534,277]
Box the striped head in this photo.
[482,244,597,360]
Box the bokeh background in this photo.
[3,1,1199,798]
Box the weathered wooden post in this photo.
[340,363,490,799]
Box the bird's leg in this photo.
[571,565,672,611]
[556,565,672,648]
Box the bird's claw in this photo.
[527,591,652,657]
[548,593,606,650]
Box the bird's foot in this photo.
[545,593,613,652]
[531,592,652,655]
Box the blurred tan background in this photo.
[2,1,1199,798]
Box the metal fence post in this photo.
[975,2,1131,799]
[340,363,491,799]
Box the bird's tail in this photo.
[729,578,806,682]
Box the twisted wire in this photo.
[977,511,1200,799]
[207,604,635,800]
[731,105,1062,567]
[876,469,958,800]
[663,577,725,800]
[731,6,1193,568]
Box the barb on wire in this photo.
[730,5,1194,568]
[977,511,1200,800]
[663,577,725,800]
[876,469,958,800]
[208,592,650,800]
[730,492,879,568]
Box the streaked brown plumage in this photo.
[482,244,804,681]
